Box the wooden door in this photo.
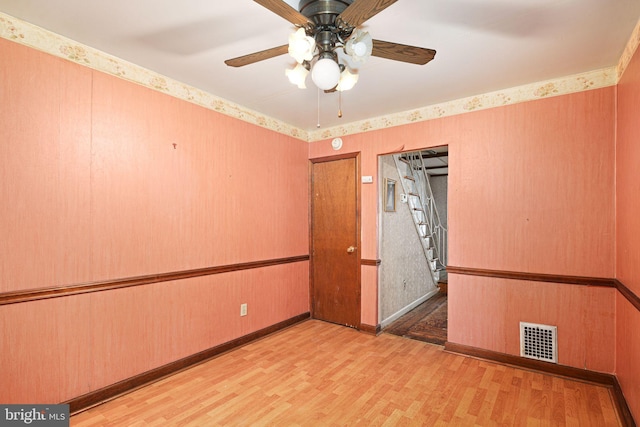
[310,155,361,328]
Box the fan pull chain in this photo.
[338,91,343,118]
[317,87,321,128]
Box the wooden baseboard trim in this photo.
[359,323,381,335]
[64,312,311,414]
[444,342,636,426]
[444,342,614,384]
[0,255,310,306]
[612,376,637,427]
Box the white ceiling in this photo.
[1,0,639,132]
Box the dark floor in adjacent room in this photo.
[385,291,448,345]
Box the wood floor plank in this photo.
[71,320,622,426]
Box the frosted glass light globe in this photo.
[311,58,341,90]
[285,63,309,89]
[288,28,315,63]
[353,41,367,57]
[345,30,372,63]
[336,68,358,92]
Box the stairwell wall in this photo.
[430,175,448,232]
[378,155,437,324]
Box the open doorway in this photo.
[378,147,448,345]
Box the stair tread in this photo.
[395,154,448,275]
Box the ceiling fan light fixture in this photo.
[285,63,309,89]
[336,67,358,92]
[311,57,341,90]
[345,29,373,63]
[288,28,316,63]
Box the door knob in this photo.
[347,246,356,253]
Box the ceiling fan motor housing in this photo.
[299,0,354,54]
[299,0,353,27]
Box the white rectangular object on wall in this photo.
[520,322,558,363]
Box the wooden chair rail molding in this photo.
[615,278,640,312]
[447,266,640,312]
[0,255,310,306]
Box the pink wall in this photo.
[310,87,617,372]
[448,91,615,277]
[448,276,615,371]
[0,38,310,403]
[2,30,636,416]
[616,39,640,421]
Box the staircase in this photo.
[394,152,448,282]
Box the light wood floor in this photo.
[71,320,621,426]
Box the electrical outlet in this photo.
[240,303,247,317]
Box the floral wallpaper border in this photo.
[1,11,638,143]
[0,12,306,141]
[308,67,617,141]
[618,14,640,80]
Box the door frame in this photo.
[309,152,361,327]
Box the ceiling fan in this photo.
[225,0,436,91]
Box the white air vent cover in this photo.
[520,322,557,363]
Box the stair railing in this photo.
[406,152,448,269]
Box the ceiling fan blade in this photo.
[372,40,436,65]
[253,0,312,27]
[225,45,289,67]
[338,0,399,28]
